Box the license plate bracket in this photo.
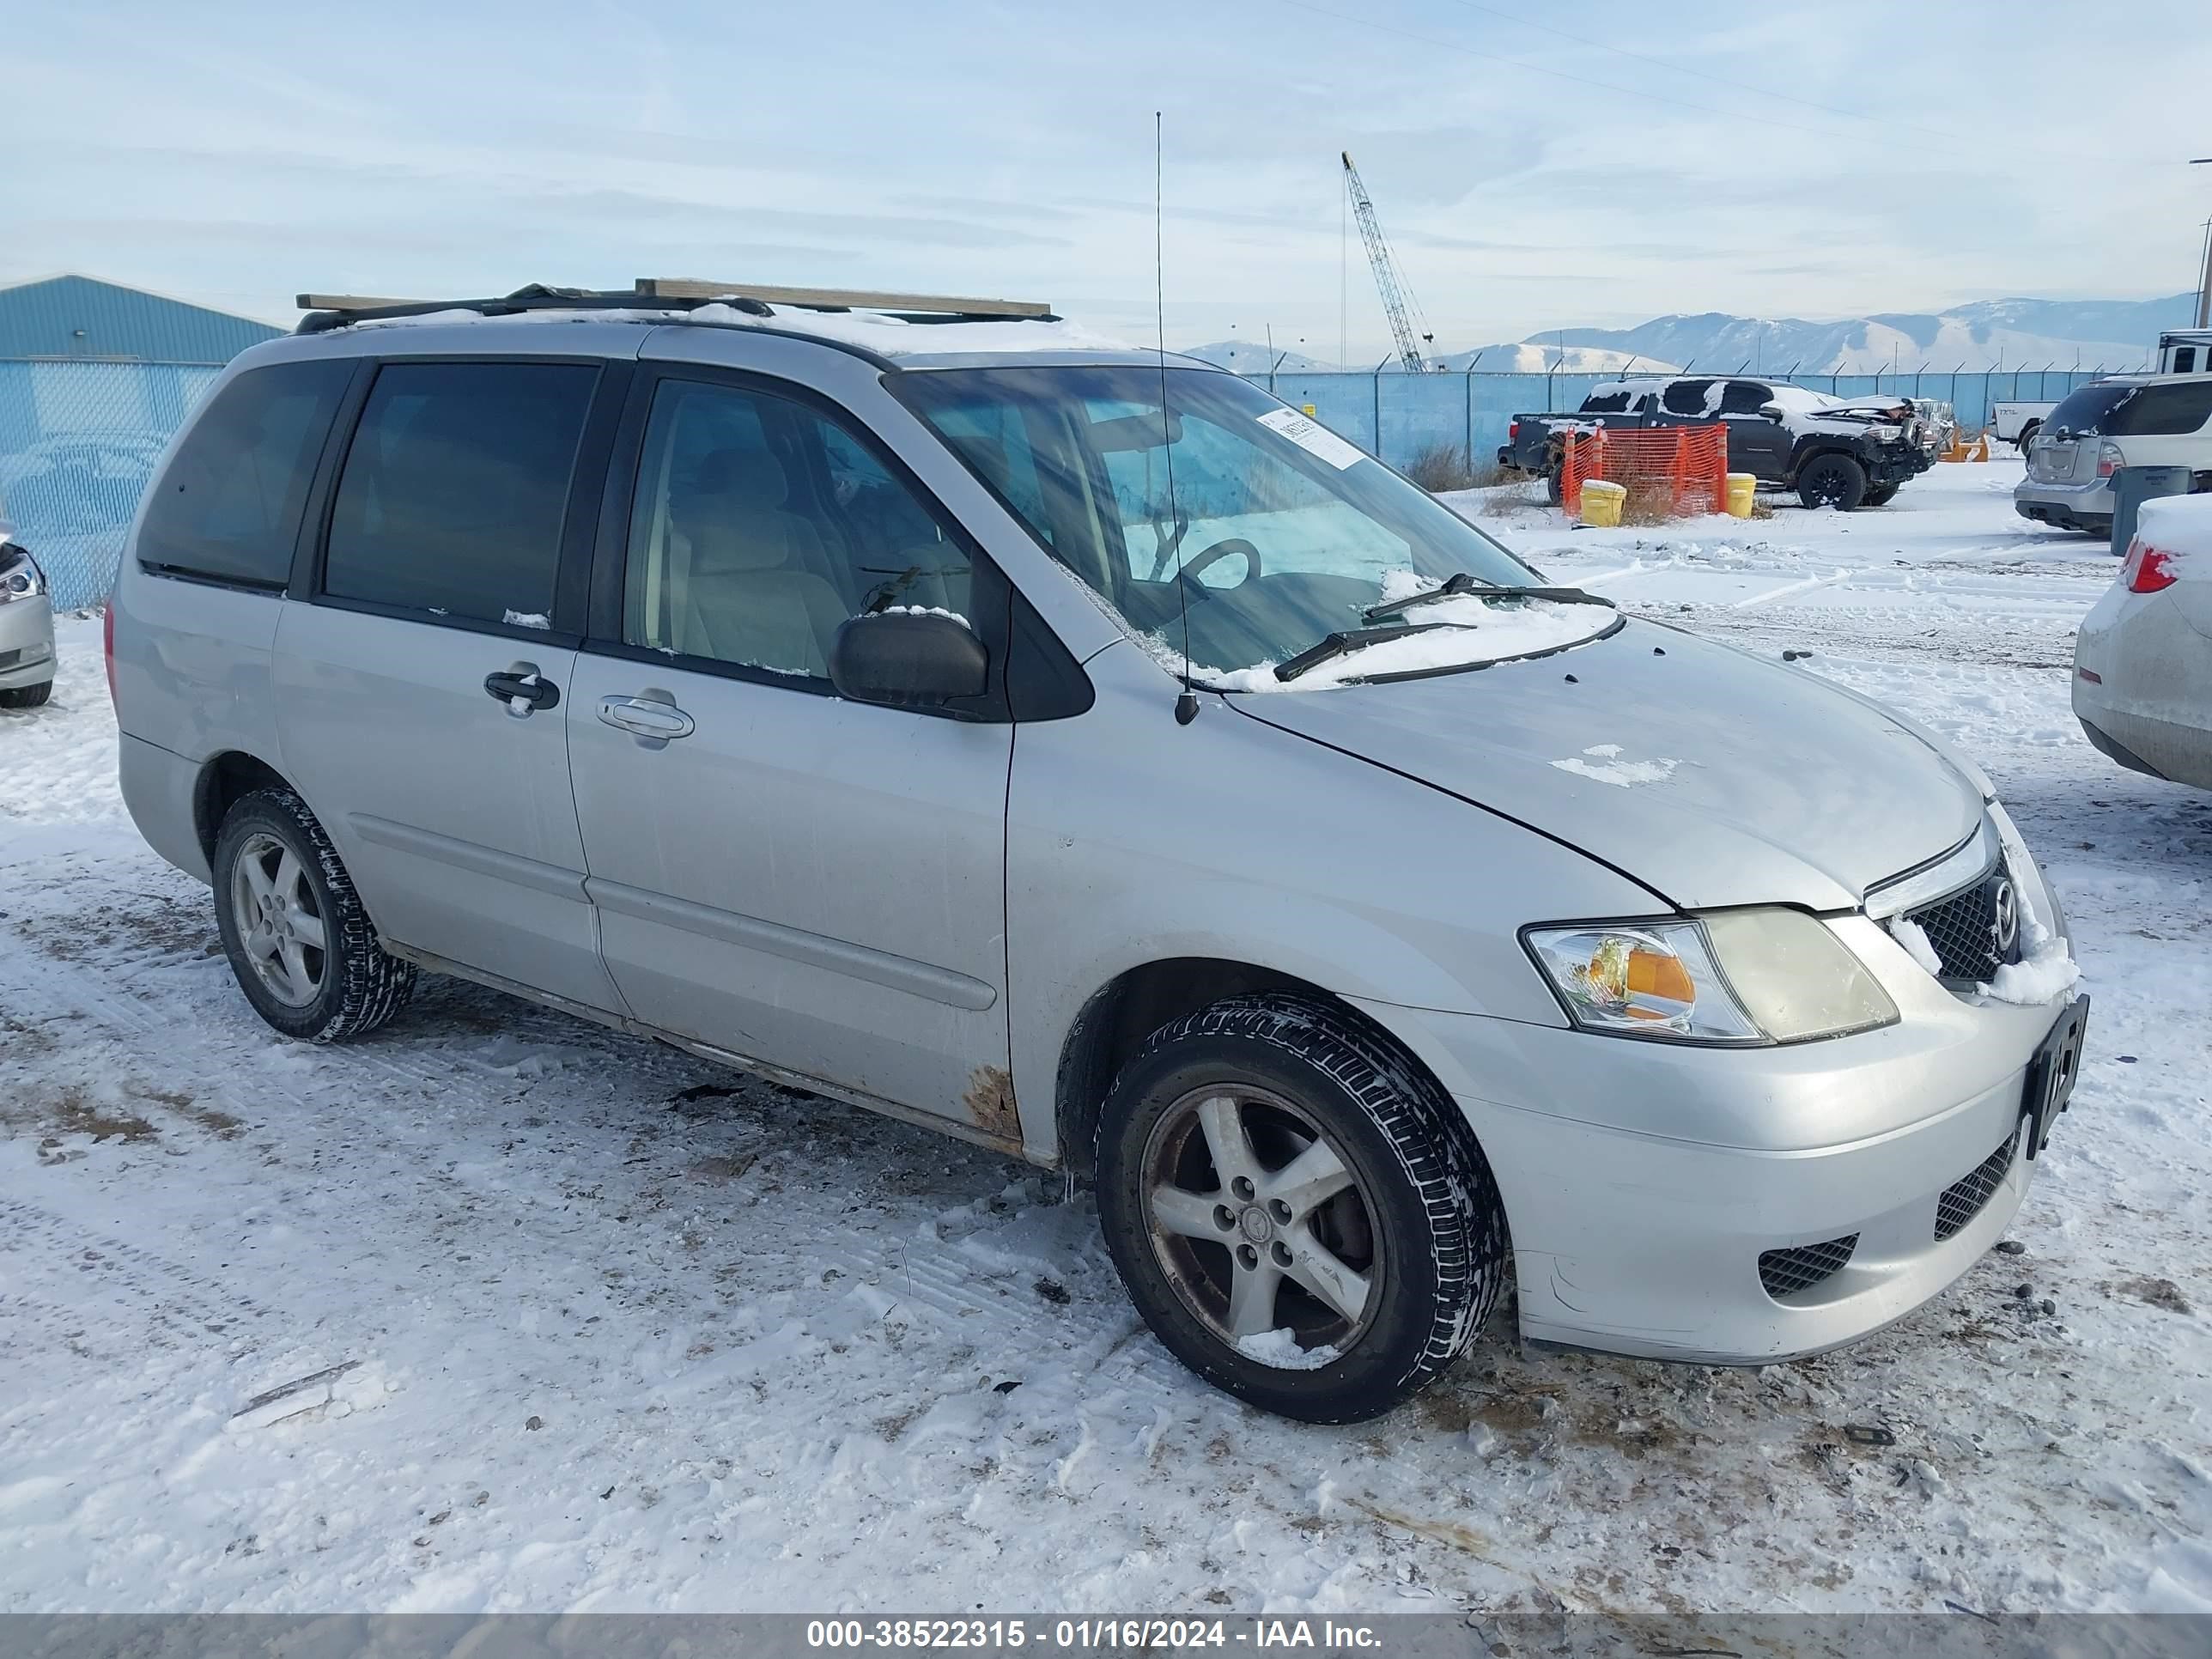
[2021,994,2090,1160]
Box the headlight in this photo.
[1525,908,1898,1045]
[1,544,44,603]
[1867,424,1902,443]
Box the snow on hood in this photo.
[1229,622,1984,911]
[1202,594,1616,691]
[2133,492,2212,580]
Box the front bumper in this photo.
[2014,477,2115,535]
[1362,900,2079,1364]
[1865,443,1927,487]
[0,593,56,690]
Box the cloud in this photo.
[6,0,2208,357]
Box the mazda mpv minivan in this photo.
[112,283,2089,1422]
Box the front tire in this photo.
[1863,483,1899,507]
[1797,453,1869,511]
[0,679,52,708]
[1094,994,1509,1423]
[212,787,416,1042]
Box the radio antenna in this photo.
[1157,112,1199,726]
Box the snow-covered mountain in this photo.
[1191,294,2196,377]
[1510,293,2195,376]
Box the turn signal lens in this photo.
[1525,923,1759,1042]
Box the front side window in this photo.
[138,359,351,587]
[894,366,1595,686]
[622,379,969,680]
[324,361,597,626]
[1718,381,1771,415]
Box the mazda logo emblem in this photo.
[1991,878,2020,956]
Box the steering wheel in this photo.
[1179,537,1261,586]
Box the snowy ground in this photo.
[2,459,2208,1616]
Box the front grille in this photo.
[1905,868,2024,983]
[1759,1235,1858,1299]
[1936,1131,2018,1243]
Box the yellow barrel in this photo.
[1579,478,1626,527]
[1724,472,1757,518]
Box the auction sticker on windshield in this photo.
[1255,407,1368,470]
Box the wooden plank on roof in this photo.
[635,279,1050,319]
[295,294,429,312]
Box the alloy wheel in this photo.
[228,832,328,1007]
[1139,1083,1384,1365]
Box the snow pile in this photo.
[1235,1328,1340,1370]
[1887,915,1945,976]
[1551,743,1681,787]
[2131,493,2212,580]
[1980,913,2081,1006]
[1202,595,1613,692]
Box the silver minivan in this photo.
[112,286,2090,1422]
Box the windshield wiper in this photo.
[1274,621,1452,683]
[1360,575,1613,625]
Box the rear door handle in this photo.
[484,663,559,715]
[598,692,696,747]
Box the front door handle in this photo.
[598,691,696,748]
[485,663,559,715]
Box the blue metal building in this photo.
[0,274,283,362]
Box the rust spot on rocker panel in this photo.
[963,1066,1021,1145]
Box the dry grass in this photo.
[1404,443,1505,493]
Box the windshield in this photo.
[893,364,1564,682]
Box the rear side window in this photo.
[324,361,598,626]
[1662,379,1715,416]
[2106,380,2212,436]
[137,360,350,587]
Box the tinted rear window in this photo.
[137,360,351,587]
[1579,392,1632,413]
[324,362,597,626]
[2044,383,2137,436]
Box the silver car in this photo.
[2074,495,2212,791]
[110,286,2091,1423]
[0,531,57,708]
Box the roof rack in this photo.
[294,281,1056,333]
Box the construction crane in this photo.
[1341,150,1437,373]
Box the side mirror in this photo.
[830,610,989,709]
[1759,403,1787,423]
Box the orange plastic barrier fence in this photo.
[1561,424,1729,518]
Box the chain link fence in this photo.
[1240,365,2122,477]
[0,358,222,609]
[0,356,2128,612]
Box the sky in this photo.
[6,0,2211,361]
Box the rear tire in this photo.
[2015,422,2040,453]
[212,787,416,1042]
[1544,465,1564,506]
[1797,453,1869,511]
[1094,994,1510,1423]
[0,679,52,708]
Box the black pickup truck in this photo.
[1498,375,1936,511]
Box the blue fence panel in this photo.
[0,358,222,609]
